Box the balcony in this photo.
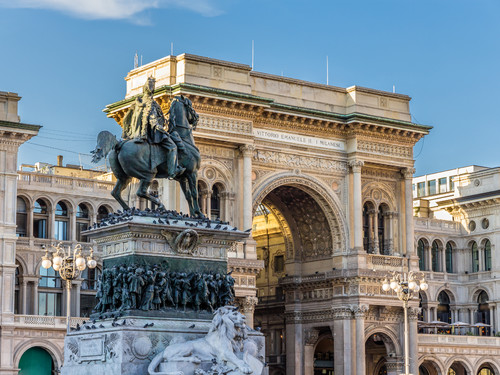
[17,171,114,192]
[418,333,500,347]
[14,314,86,329]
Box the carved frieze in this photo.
[197,114,253,135]
[253,149,347,174]
[357,140,412,158]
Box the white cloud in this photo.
[0,0,223,22]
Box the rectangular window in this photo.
[80,294,96,317]
[428,180,437,195]
[274,255,285,273]
[38,292,62,316]
[450,176,456,191]
[76,222,88,242]
[33,219,47,238]
[417,182,425,197]
[439,177,447,193]
[55,220,68,241]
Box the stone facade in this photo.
[2,53,499,375]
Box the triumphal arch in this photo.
[104,53,430,375]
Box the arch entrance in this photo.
[18,347,55,375]
[314,335,334,375]
[366,333,399,375]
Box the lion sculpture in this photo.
[148,306,264,375]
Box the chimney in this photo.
[57,155,63,167]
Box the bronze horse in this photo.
[92,96,204,218]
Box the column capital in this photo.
[242,296,259,313]
[348,160,364,173]
[408,307,421,321]
[239,144,255,157]
[303,327,320,346]
[351,304,369,319]
[331,305,353,320]
[401,167,416,179]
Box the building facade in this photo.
[2,54,500,375]
[104,54,429,375]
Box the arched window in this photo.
[210,184,221,219]
[38,266,62,316]
[431,240,440,272]
[445,242,453,273]
[362,202,375,253]
[15,263,20,314]
[478,366,495,375]
[76,203,90,242]
[477,291,491,336]
[418,239,426,271]
[33,199,48,239]
[484,240,492,272]
[16,197,28,237]
[437,291,451,323]
[54,202,68,241]
[97,206,109,223]
[472,241,479,273]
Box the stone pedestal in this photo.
[61,211,265,375]
[61,316,265,375]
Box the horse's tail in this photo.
[91,131,118,163]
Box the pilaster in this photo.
[349,160,364,253]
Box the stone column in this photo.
[401,168,416,256]
[32,281,39,315]
[239,145,255,232]
[332,307,354,375]
[349,160,364,252]
[49,208,56,239]
[199,190,208,216]
[352,305,369,375]
[27,204,33,238]
[241,296,258,329]
[385,212,395,255]
[285,312,303,375]
[408,307,420,375]
[373,210,379,254]
[21,280,28,314]
[206,191,212,220]
[70,208,76,242]
[220,192,229,222]
[304,328,320,375]
[441,246,447,273]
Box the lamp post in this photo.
[381,261,428,375]
[41,243,97,333]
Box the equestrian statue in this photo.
[91,77,204,218]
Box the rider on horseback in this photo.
[122,77,185,179]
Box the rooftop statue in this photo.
[92,77,204,218]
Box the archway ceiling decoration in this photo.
[263,185,333,262]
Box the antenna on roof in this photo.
[251,40,254,70]
[326,56,329,85]
[134,51,138,69]
[171,42,174,56]
[393,85,396,93]
[141,55,143,66]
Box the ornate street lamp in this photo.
[381,263,428,375]
[41,243,97,333]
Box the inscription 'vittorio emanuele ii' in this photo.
[253,128,345,151]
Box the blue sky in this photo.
[1,0,498,175]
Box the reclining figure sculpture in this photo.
[148,306,264,375]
